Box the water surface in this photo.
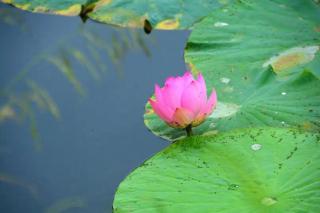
[0,4,189,212]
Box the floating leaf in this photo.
[185,0,320,78]
[145,0,320,141]
[88,0,231,30]
[144,69,320,141]
[1,0,86,16]
[2,0,233,30]
[114,128,320,212]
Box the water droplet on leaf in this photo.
[261,197,277,206]
[214,22,229,27]
[251,144,262,151]
[220,77,231,84]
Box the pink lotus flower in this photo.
[149,71,217,136]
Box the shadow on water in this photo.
[0,3,189,213]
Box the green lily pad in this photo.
[185,0,320,78]
[113,128,320,212]
[1,0,87,16]
[144,0,320,141]
[1,0,232,30]
[144,69,320,141]
[88,0,231,30]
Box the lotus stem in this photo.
[186,125,193,137]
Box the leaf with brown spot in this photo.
[1,0,233,30]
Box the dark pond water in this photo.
[0,4,189,212]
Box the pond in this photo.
[1,1,320,213]
[0,3,190,212]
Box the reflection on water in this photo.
[0,3,189,213]
[45,196,87,213]
[0,105,15,123]
[0,172,39,200]
[0,6,153,148]
[0,7,26,30]
[1,80,60,150]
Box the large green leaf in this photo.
[185,0,320,79]
[1,0,232,30]
[113,128,320,212]
[144,0,320,141]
